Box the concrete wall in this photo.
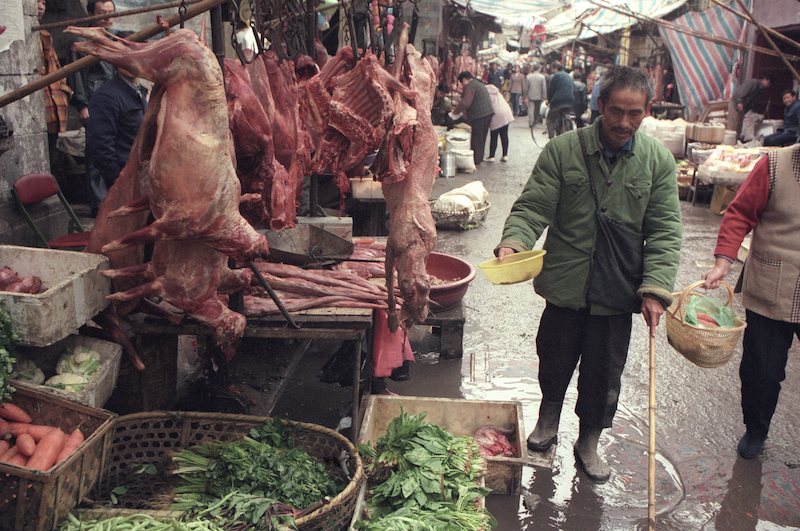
[753,0,800,30]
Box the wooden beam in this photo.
[32,0,204,31]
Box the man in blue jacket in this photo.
[546,62,575,139]
[763,90,800,146]
[86,67,147,209]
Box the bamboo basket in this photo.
[81,411,364,531]
[430,201,491,230]
[665,281,747,368]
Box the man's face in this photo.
[598,86,650,152]
[761,78,771,89]
[783,92,796,107]
[37,0,46,21]
[93,1,115,29]
[491,64,498,72]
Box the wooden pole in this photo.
[31,0,204,32]
[585,0,800,63]
[710,0,800,54]
[732,0,800,87]
[648,333,657,531]
[0,0,229,109]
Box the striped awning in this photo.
[659,1,749,118]
[577,0,688,40]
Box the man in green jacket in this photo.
[495,65,682,482]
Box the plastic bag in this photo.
[684,295,736,328]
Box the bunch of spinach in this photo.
[171,418,344,529]
[0,301,17,401]
[355,411,496,531]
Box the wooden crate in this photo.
[359,395,526,495]
[0,386,116,531]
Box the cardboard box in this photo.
[0,246,111,347]
[359,395,526,495]
[350,177,383,200]
[709,184,739,215]
[15,334,122,408]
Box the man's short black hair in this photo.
[782,89,797,98]
[436,83,450,93]
[87,0,113,15]
[551,61,564,71]
[599,65,656,107]
[762,74,775,84]
[457,71,473,82]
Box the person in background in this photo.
[702,144,800,459]
[234,17,259,54]
[546,61,574,139]
[589,67,606,124]
[573,73,588,128]
[481,63,489,84]
[485,83,513,162]
[503,63,513,87]
[487,62,503,90]
[431,83,454,129]
[762,89,800,146]
[68,0,117,126]
[571,64,584,81]
[727,74,774,140]
[38,0,73,171]
[495,65,681,482]
[452,71,494,168]
[525,63,547,126]
[86,66,147,206]
[508,64,526,117]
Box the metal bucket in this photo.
[440,152,455,178]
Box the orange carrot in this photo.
[55,429,85,464]
[7,453,27,467]
[0,445,20,463]
[0,404,32,424]
[26,429,65,471]
[0,419,10,439]
[0,440,9,456]
[696,312,720,328]
[10,424,57,442]
[15,434,36,457]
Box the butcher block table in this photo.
[129,307,373,442]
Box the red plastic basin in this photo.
[426,252,477,312]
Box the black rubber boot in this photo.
[526,399,562,452]
[574,424,610,483]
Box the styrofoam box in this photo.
[359,395,527,495]
[350,178,383,199]
[14,334,122,408]
[0,246,111,346]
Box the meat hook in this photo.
[249,261,301,329]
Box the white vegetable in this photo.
[10,359,45,385]
[45,373,89,393]
[56,347,101,377]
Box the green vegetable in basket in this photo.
[684,295,736,328]
[57,512,227,530]
[0,301,17,401]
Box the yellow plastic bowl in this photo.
[478,250,547,285]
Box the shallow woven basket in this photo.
[430,201,491,230]
[84,411,364,531]
[665,281,747,368]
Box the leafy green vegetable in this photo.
[0,300,17,401]
[56,346,101,377]
[355,410,495,531]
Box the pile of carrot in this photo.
[0,403,84,471]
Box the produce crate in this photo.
[83,412,364,531]
[0,385,116,531]
[14,334,122,408]
[350,177,383,199]
[430,201,491,230]
[359,395,526,495]
[0,246,111,347]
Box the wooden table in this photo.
[130,307,374,442]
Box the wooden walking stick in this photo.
[648,332,657,530]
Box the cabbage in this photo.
[56,346,101,378]
[10,358,45,385]
[46,373,89,393]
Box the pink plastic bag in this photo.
[372,309,415,377]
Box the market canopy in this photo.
[543,0,688,50]
[449,0,569,28]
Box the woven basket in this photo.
[430,202,490,230]
[84,411,364,531]
[0,385,116,531]
[665,281,747,368]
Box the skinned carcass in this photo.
[66,25,267,357]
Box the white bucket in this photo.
[722,130,737,146]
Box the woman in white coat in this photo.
[485,83,515,162]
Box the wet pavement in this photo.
[398,117,800,530]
